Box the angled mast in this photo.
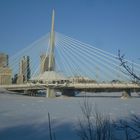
[48,9,55,71]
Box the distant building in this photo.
[0,67,12,85]
[40,52,56,73]
[17,56,30,84]
[12,74,18,84]
[40,54,49,73]
[0,53,12,85]
[17,74,24,84]
[70,76,96,83]
[0,53,8,68]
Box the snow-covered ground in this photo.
[0,90,140,140]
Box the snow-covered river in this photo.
[0,91,140,140]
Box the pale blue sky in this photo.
[0,0,140,62]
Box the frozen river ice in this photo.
[0,91,140,140]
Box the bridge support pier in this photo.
[121,89,131,99]
[46,88,56,98]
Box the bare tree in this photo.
[77,98,114,140]
[114,115,140,140]
[118,50,140,83]
[77,98,140,140]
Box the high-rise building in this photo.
[17,56,30,83]
[40,54,49,73]
[40,54,55,73]
[0,53,8,68]
[0,53,12,85]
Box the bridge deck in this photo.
[0,83,140,91]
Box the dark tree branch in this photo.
[118,50,140,83]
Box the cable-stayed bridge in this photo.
[1,10,140,97]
